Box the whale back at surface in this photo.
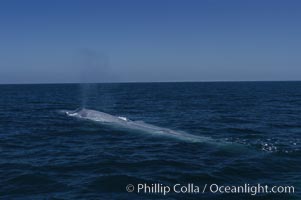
[65,108,253,153]
[65,108,211,143]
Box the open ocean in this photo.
[0,82,300,200]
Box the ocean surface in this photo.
[0,82,300,200]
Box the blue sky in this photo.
[0,0,300,83]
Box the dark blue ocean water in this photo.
[0,82,300,200]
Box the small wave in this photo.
[225,137,300,153]
[3,173,67,196]
[86,175,152,192]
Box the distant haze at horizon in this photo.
[0,0,300,84]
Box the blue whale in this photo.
[65,108,213,143]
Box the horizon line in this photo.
[1,80,301,85]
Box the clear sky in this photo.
[0,0,300,84]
